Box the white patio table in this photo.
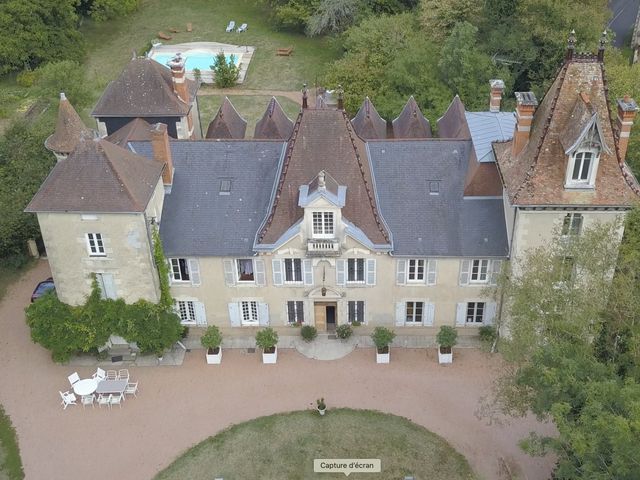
[72,378,98,396]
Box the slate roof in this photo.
[494,58,637,206]
[26,137,164,213]
[91,57,197,117]
[392,96,432,139]
[368,140,508,257]
[257,109,391,247]
[437,96,471,139]
[205,97,247,139]
[465,111,515,162]
[105,118,153,147]
[253,97,295,140]
[351,97,387,139]
[130,140,285,256]
[45,93,93,154]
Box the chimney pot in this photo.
[60,92,67,101]
[151,123,173,185]
[616,96,639,163]
[512,91,538,157]
[302,83,308,109]
[566,30,577,62]
[489,79,505,113]
[336,84,344,111]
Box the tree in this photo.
[76,0,139,22]
[306,0,362,36]
[34,61,94,108]
[211,53,240,89]
[419,0,481,41]
[0,0,84,74]
[488,217,640,478]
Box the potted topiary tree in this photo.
[316,397,326,416]
[256,327,279,364]
[436,325,458,364]
[201,325,223,364]
[301,325,317,342]
[371,327,396,364]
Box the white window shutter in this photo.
[255,259,266,286]
[366,259,376,286]
[427,260,437,286]
[188,259,201,286]
[194,302,207,326]
[396,259,406,285]
[490,260,502,286]
[100,273,117,299]
[228,302,240,327]
[258,303,270,326]
[303,259,314,286]
[272,259,283,286]
[395,302,405,326]
[455,303,466,326]
[459,260,471,286]
[424,302,435,326]
[336,259,346,286]
[484,302,497,325]
[223,259,235,286]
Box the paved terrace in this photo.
[0,261,555,480]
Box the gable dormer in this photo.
[561,93,611,189]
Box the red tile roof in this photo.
[392,96,432,139]
[254,97,294,140]
[351,97,387,139]
[45,93,93,154]
[205,97,247,139]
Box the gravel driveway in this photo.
[0,261,555,480]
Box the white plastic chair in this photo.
[106,370,118,381]
[110,393,123,408]
[67,372,80,386]
[59,390,77,410]
[237,23,248,32]
[124,381,138,398]
[92,367,106,381]
[226,20,235,32]
[81,394,95,408]
[117,369,129,381]
[97,394,112,409]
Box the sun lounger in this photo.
[276,47,294,56]
[158,31,172,41]
[237,23,248,33]
[187,23,193,32]
[169,27,180,33]
[226,21,235,33]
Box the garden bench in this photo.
[276,47,294,56]
[158,31,172,40]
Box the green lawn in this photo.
[155,409,476,480]
[0,405,23,480]
[198,94,301,138]
[82,0,339,93]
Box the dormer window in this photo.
[312,211,334,238]
[566,148,599,188]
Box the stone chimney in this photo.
[302,83,308,109]
[336,84,344,110]
[489,79,505,113]
[166,53,189,104]
[616,95,639,163]
[565,30,577,62]
[151,123,173,186]
[512,92,538,157]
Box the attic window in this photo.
[219,178,232,195]
[565,148,599,189]
[428,181,440,195]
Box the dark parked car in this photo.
[31,277,55,303]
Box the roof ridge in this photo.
[100,140,142,211]
[512,62,569,203]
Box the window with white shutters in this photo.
[405,301,424,324]
[348,301,364,324]
[284,259,303,283]
[241,301,259,325]
[466,302,485,323]
[86,233,105,256]
[407,259,425,282]
[170,258,190,282]
[177,300,197,324]
[286,301,304,324]
[237,259,254,282]
[347,258,365,283]
[470,259,489,283]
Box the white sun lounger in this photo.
[237,23,248,33]
[226,21,235,33]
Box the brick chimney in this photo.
[565,30,576,62]
[167,53,189,104]
[489,79,505,113]
[302,83,308,109]
[151,123,173,186]
[598,31,607,62]
[512,92,538,157]
[616,95,639,163]
[336,84,344,110]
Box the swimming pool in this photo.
[151,53,240,71]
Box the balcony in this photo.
[307,239,340,256]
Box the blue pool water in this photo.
[152,53,239,71]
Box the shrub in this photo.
[138,40,153,57]
[436,325,458,348]
[316,397,326,410]
[256,327,279,352]
[301,325,317,342]
[201,325,222,351]
[371,327,395,350]
[351,320,362,327]
[16,69,37,87]
[478,325,497,346]
[211,53,239,88]
[336,324,353,340]
[34,60,93,108]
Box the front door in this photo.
[326,305,336,332]
[314,303,326,331]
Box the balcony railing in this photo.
[307,239,340,256]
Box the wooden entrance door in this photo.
[314,303,326,331]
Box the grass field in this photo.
[0,405,23,480]
[155,409,475,480]
[197,95,301,137]
[82,0,339,93]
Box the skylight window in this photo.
[429,180,440,195]
[219,178,232,195]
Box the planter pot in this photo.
[262,346,278,364]
[376,346,390,364]
[317,407,326,416]
[438,346,453,364]
[206,347,222,364]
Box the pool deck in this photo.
[148,41,255,84]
